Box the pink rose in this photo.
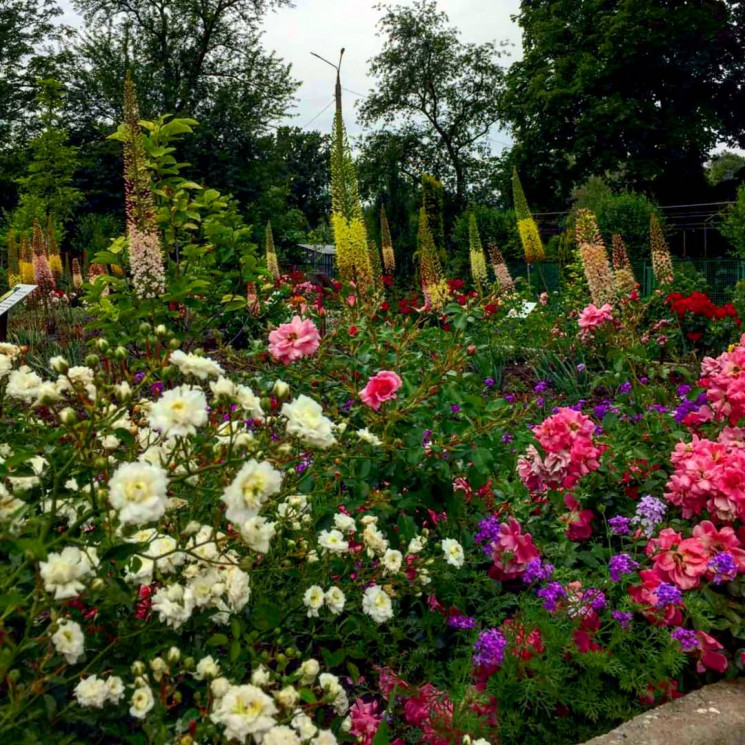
[578,303,613,330]
[268,315,320,364]
[359,370,402,411]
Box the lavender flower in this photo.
[709,552,737,584]
[536,582,566,611]
[655,582,683,607]
[534,380,549,394]
[677,384,692,397]
[670,627,699,652]
[612,610,633,629]
[632,495,667,537]
[473,628,507,668]
[608,516,631,536]
[523,558,554,584]
[585,588,607,611]
[448,615,476,629]
[474,516,501,555]
[618,381,632,394]
[609,553,639,582]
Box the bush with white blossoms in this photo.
[0,339,478,743]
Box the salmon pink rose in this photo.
[360,371,402,411]
[268,316,320,364]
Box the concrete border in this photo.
[580,681,745,745]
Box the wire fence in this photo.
[507,259,745,303]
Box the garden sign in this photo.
[0,284,37,341]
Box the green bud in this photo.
[96,338,110,352]
[7,669,20,683]
[114,346,127,360]
[84,354,99,368]
[168,338,181,350]
[139,322,152,335]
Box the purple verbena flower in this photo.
[612,610,633,629]
[501,432,514,444]
[618,381,632,394]
[585,588,607,611]
[523,558,554,584]
[448,615,476,629]
[484,377,495,388]
[536,582,566,611]
[534,380,549,393]
[677,384,692,397]
[632,495,667,537]
[473,628,507,668]
[576,363,586,373]
[655,582,683,607]
[608,516,631,536]
[609,553,639,582]
[709,551,737,584]
[670,627,699,652]
[474,516,501,555]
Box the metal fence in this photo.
[506,259,745,303]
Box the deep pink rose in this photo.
[268,315,320,364]
[360,371,402,411]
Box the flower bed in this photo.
[3,279,745,744]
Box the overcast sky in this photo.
[58,0,522,146]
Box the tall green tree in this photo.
[359,0,507,205]
[503,0,745,207]
[0,0,68,212]
[11,79,81,238]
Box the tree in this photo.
[11,79,81,239]
[66,0,299,215]
[359,0,507,205]
[503,0,745,207]
[707,151,745,185]
[720,185,745,257]
[0,0,68,212]
[422,174,445,261]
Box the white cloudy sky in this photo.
[58,0,522,145]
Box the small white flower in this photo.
[251,665,272,687]
[264,725,301,745]
[318,529,348,555]
[129,685,154,719]
[240,516,276,554]
[362,523,389,556]
[355,428,382,446]
[281,395,336,449]
[49,356,69,373]
[407,535,426,554]
[7,368,43,402]
[303,585,325,617]
[381,549,403,575]
[39,546,96,599]
[105,676,125,703]
[273,686,299,709]
[169,349,224,380]
[194,655,221,680]
[272,380,290,398]
[51,619,85,664]
[312,731,338,745]
[325,586,346,615]
[298,658,320,684]
[210,684,278,740]
[362,585,394,624]
[151,584,195,629]
[211,677,231,698]
[222,459,283,525]
[74,675,109,708]
[148,385,208,438]
[291,711,318,740]
[441,538,465,568]
[108,461,169,526]
[333,513,356,533]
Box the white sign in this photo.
[516,301,537,319]
[0,284,37,316]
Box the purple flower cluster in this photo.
[594,400,620,419]
[612,610,633,629]
[523,558,554,584]
[632,495,667,537]
[670,627,699,652]
[484,377,496,388]
[608,516,631,536]
[534,380,549,394]
[585,588,607,611]
[673,393,708,424]
[448,615,476,629]
[618,381,632,394]
[609,553,639,582]
[536,582,566,611]
[472,628,507,668]
[655,582,683,608]
[422,429,433,448]
[474,516,501,555]
[709,551,737,584]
